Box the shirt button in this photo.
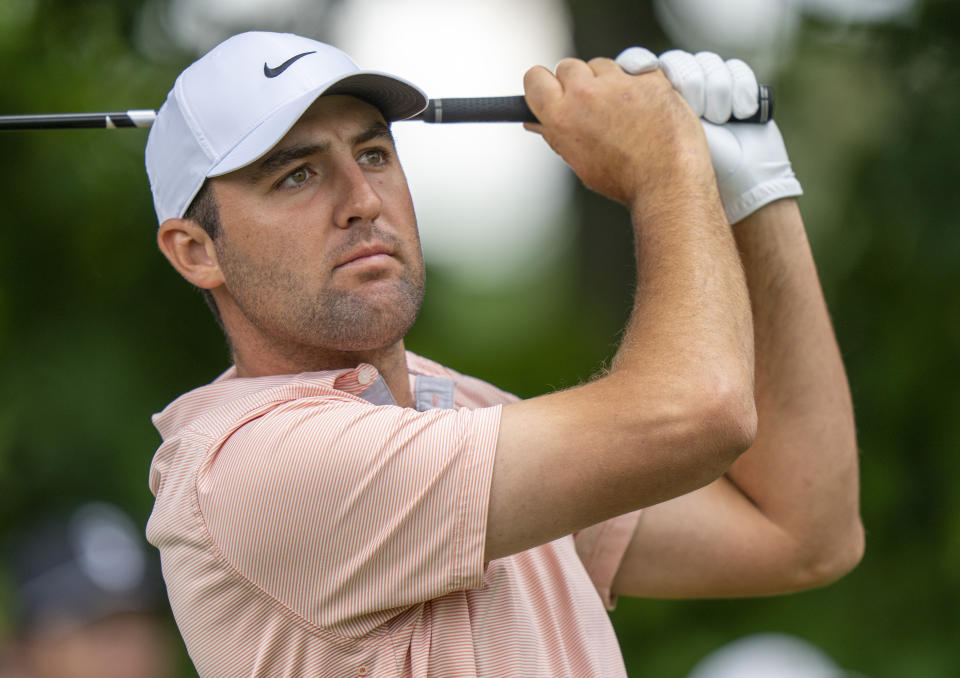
[357,667,368,676]
[357,365,375,386]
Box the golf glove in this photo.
[616,47,803,224]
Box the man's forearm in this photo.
[725,198,864,583]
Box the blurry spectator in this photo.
[2,502,175,678]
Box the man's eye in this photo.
[279,167,312,188]
[359,149,388,166]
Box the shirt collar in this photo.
[153,357,459,440]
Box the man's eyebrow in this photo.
[352,121,395,147]
[251,143,327,182]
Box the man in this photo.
[145,31,863,677]
[3,502,174,678]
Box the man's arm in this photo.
[598,50,862,598]
[483,55,757,562]
[731,199,863,585]
[610,198,863,597]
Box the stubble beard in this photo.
[297,270,425,352]
[217,235,425,357]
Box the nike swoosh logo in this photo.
[263,51,316,78]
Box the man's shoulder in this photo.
[152,367,364,442]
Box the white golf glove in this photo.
[616,47,803,224]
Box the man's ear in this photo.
[157,218,225,290]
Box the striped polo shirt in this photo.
[147,351,640,677]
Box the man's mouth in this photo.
[334,243,396,271]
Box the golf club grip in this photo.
[416,96,536,124]
[417,86,773,124]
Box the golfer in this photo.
[145,31,863,677]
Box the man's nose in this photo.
[333,161,383,229]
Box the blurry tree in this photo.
[0,5,218,674]
[0,0,218,527]
[0,0,958,676]
[816,1,960,674]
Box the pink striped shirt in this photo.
[147,352,640,677]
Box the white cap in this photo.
[145,31,428,224]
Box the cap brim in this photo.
[208,71,427,178]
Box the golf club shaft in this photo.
[0,110,157,130]
[0,87,774,130]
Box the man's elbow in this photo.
[824,518,867,583]
[793,518,866,590]
[699,378,758,469]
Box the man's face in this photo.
[209,95,425,358]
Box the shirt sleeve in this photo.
[197,396,501,633]
[573,510,643,610]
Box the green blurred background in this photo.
[1,0,957,675]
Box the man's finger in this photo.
[659,49,705,118]
[523,65,563,119]
[615,47,659,75]
[586,56,622,77]
[727,58,760,120]
[553,57,593,88]
[695,51,733,124]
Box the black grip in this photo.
[415,96,537,123]
[414,86,773,124]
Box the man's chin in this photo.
[314,282,423,351]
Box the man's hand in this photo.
[522,56,716,209]
[617,48,803,224]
